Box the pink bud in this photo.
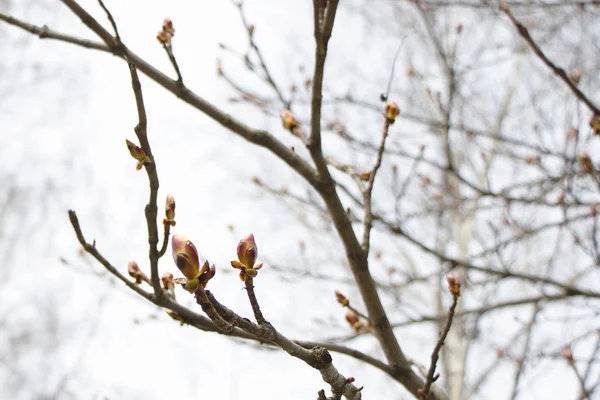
[280,109,298,130]
[237,234,257,268]
[163,195,176,226]
[335,290,349,306]
[446,274,461,296]
[161,272,174,290]
[385,101,400,122]
[171,234,200,280]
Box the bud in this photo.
[157,18,175,46]
[231,234,262,281]
[167,311,185,325]
[568,69,582,86]
[128,261,149,285]
[524,156,540,165]
[280,109,298,130]
[562,347,574,365]
[446,273,461,296]
[126,139,151,170]
[579,151,593,172]
[345,309,359,326]
[417,389,425,397]
[345,309,364,333]
[162,272,174,291]
[590,114,600,135]
[385,101,400,123]
[163,195,176,226]
[335,290,349,307]
[237,234,257,268]
[171,234,200,280]
[346,377,355,383]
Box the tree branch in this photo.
[500,2,600,114]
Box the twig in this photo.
[157,223,171,258]
[0,13,108,52]
[235,0,288,106]
[421,293,460,399]
[194,287,234,332]
[509,304,541,399]
[500,2,600,115]
[127,62,163,296]
[362,119,392,255]
[244,277,267,324]
[97,0,120,41]
[162,44,184,86]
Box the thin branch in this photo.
[0,13,108,52]
[162,44,184,86]
[308,0,339,170]
[421,293,460,399]
[362,118,392,255]
[509,304,541,400]
[194,287,234,332]
[244,277,267,324]
[157,223,171,258]
[500,2,600,115]
[235,0,288,106]
[97,0,120,41]
[127,62,162,296]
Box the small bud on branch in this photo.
[231,234,263,281]
[125,139,152,170]
[163,195,176,226]
[446,274,461,296]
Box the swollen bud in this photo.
[237,234,258,269]
[446,273,461,296]
[127,261,150,285]
[162,272,174,291]
[231,234,262,281]
[335,290,349,307]
[163,195,176,226]
[562,347,574,365]
[280,109,298,130]
[171,234,200,280]
[385,101,400,123]
[579,151,594,172]
[126,139,152,170]
[590,113,600,136]
[157,18,175,46]
[345,309,364,333]
[162,272,176,299]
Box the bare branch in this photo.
[420,293,460,399]
[362,118,392,254]
[500,2,600,114]
[0,12,108,52]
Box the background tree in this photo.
[2,0,600,399]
